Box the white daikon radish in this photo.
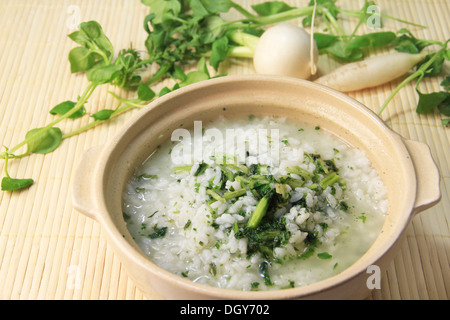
[314,51,427,92]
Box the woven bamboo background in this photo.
[0,0,448,300]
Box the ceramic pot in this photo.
[72,75,440,299]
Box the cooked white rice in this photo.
[122,116,387,291]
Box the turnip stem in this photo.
[227,46,255,58]
[228,30,259,51]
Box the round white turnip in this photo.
[253,24,318,80]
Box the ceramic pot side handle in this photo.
[71,146,103,220]
[403,139,441,215]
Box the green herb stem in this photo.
[377,48,445,115]
[144,62,171,86]
[337,8,427,29]
[206,189,225,202]
[319,172,340,189]
[223,7,314,29]
[320,7,345,37]
[61,103,128,139]
[229,1,256,19]
[223,188,247,200]
[5,82,97,157]
[108,91,148,108]
[379,12,427,29]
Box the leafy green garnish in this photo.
[2,0,447,191]
[1,147,34,191]
[25,127,63,155]
[415,76,450,125]
[259,261,273,286]
[317,252,332,259]
[251,1,294,16]
[1,177,34,192]
[49,101,85,119]
[393,28,439,54]
[378,40,450,121]
[147,225,168,239]
[1,20,157,190]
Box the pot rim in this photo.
[86,75,418,299]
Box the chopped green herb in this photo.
[148,225,168,239]
[357,213,367,223]
[209,263,217,276]
[317,252,333,259]
[259,261,273,286]
[193,162,209,176]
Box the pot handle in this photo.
[71,146,103,220]
[403,139,441,215]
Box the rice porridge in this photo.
[122,116,388,291]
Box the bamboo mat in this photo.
[0,0,448,300]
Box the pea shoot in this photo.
[1,0,447,191]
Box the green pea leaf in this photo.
[67,30,90,46]
[416,89,449,114]
[49,100,85,119]
[346,32,396,50]
[180,70,210,87]
[324,40,363,62]
[79,20,103,39]
[251,1,294,16]
[189,0,209,20]
[141,0,181,24]
[86,64,123,84]
[137,84,156,101]
[197,56,210,78]
[91,109,115,121]
[68,47,97,73]
[171,65,187,81]
[210,36,229,71]
[1,177,34,191]
[314,33,338,50]
[440,75,450,91]
[158,86,172,96]
[393,28,432,54]
[79,21,113,57]
[201,0,233,14]
[438,95,450,116]
[26,127,63,154]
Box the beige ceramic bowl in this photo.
[72,75,440,299]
